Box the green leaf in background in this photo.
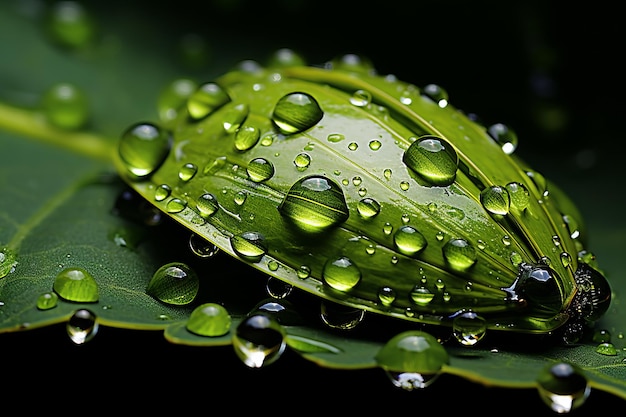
[0,0,624,412]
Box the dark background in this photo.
[4,0,625,412]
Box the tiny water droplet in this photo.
[378,286,396,307]
[53,267,99,302]
[67,309,98,345]
[186,303,231,337]
[233,313,286,368]
[146,262,199,305]
[294,152,311,171]
[403,135,458,186]
[327,133,345,143]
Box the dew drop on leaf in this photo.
[0,247,17,278]
[41,82,89,130]
[178,163,198,181]
[196,193,219,217]
[488,122,518,155]
[146,262,199,305]
[118,122,171,178]
[442,238,476,271]
[230,231,267,263]
[403,135,458,186]
[157,78,197,125]
[536,362,590,413]
[375,330,449,391]
[409,285,434,306]
[222,103,248,133]
[421,84,449,108]
[246,158,274,182]
[233,313,286,368]
[272,92,323,134]
[234,125,260,151]
[322,256,361,292]
[451,310,487,346]
[53,267,99,302]
[480,185,510,215]
[186,82,231,120]
[36,292,58,310]
[393,225,427,256]
[44,1,96,49]
[67,309,98,345]
[506,182,530,212]
[154,184,172,201]
[320,300,365,330]
[279,175,348,232]
[186,303,231,337]
[357,197,381,218]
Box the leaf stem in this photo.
[0,101,115,162]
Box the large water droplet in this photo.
[186,303,231,337]
[375,330,449,391]
[536,362,590,413]
[67,309,98,345]
[233,313,286,368]
[53,267,99,302]
[187,82,231,120]
[480,185,510,215]
[393,225,427,256]
[246,158,274,182]
[442,238,477,271]
[451,310,487,346]
[146,262,199,305]
[118,122,171,178]
[234,125,260,151]
[230,231,267,263]
[272,92,323,134]
[403,135,458,186]
[279,175,348,232]
[322,256,361,292]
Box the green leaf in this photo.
[0,1,624,411]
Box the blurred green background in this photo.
[1,0,624,412]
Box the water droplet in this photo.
[234,190,247,206]
[36,292,58,310]
[196,193,219,217]
[265,276,292,299]
[246,158,274,182]
[349,89,371,107]
[526,169,549,197]
[186,303,231,337]
[410,285,434,305]
[267,48,307,67]
[378,286,396,307]
[233,313,286,368]
[279,175,348,232]
[451,310,487,346]
[596,342,617,356]
[166,197,187,213]
[480,185,510,215]
[178,162,198,181]
[146,262,199,305]
[563,214,580,239]
[187,82,231,120]
[294,152,311,171]
[488,123,518,155]
[41,82,89,130]
[403,135,458,186]
[536,362,590,413]
[234,125,260,151]
[375,330,449,391]
[67,309,98,345]
[272,92,323,134]
[592,329,611,343]
[323,256,361,292]
[327,133,345,143]
[0,247,17,278]
[422,84,449,108]
[188,233,219,258]
[154,184,171,201]
[297,265,311,279]
[230,231,267,263]
[506,182,530,212]
[348,141,358,151]
[53,267,99,302]
[393,225,427,256]
[118,122,171,178]
[442,238,477,271]
[157,78,197,125]
[320,300,365,330]
[383,168,392,180]
[45,1,95,49]
[357,197,381,218]
[222,103,249,133]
